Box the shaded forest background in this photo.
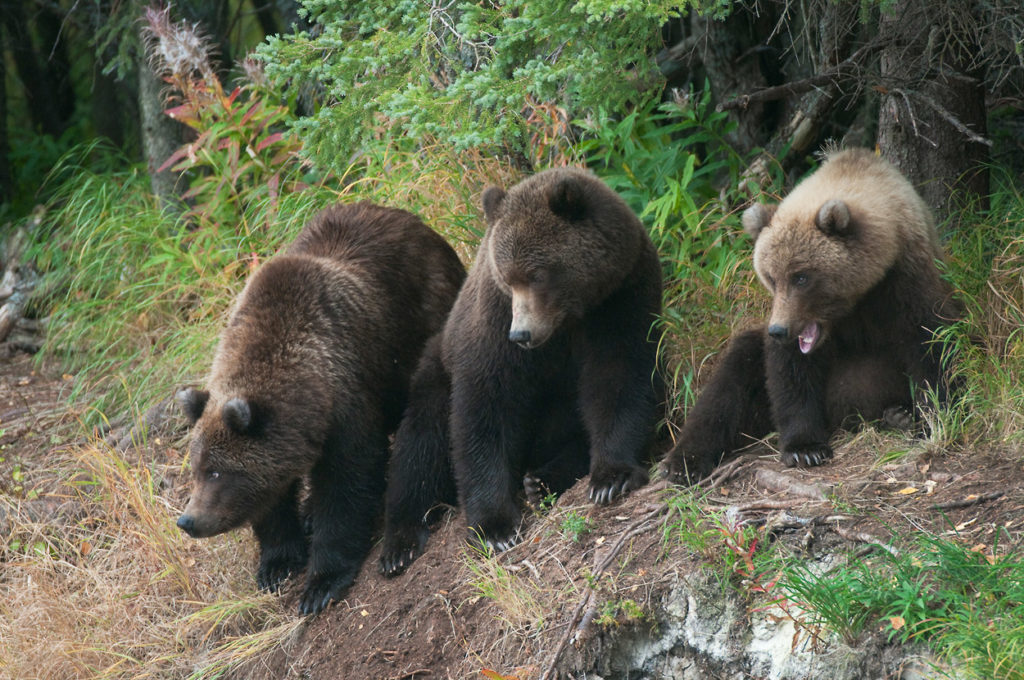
[1,0,1021,223]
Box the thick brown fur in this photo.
[380,168,662,576]
[663,148,960,478]
[176,202,465,614]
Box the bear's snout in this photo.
[509,328,532,346]
[767,324,788,340]
[176,513,198,537]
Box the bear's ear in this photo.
[742,203,775,239]
[482,186,506,223]
[176,387,210,425]
[222,397,255,435]
[816,199,852,236]
[547,176,588,220]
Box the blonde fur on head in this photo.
[750,148,941,304]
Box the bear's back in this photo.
[210,202,465,422]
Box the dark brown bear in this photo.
[380,167,662,576]
[662,148,960,479]
[175,202,465,614]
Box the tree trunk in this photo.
[1,0,65,136]
[137,40,183,211]
[92,60,127,149]
[0,23,11,202]
[35,4,76,128]
[689,9,782,156]
[251,0,281,38]
[876,0,990,225]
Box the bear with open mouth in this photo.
[662,147,961,478]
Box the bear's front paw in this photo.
[780,445,833,468]
[467,514,522,554]
[588,463,648,505]
[379,525,429,578]
[523,473,550,510]
[299,565,357,616]
[256,540,308,592]
[882,406,916,431]
[659,449,716,485]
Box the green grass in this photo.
[25,143,336,425]
[774,532,1024,679]
[559,509,595,542]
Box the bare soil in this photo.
[2,346,1022,680]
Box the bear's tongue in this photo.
[798,322,820,354]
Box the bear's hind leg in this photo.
[826,355,913,431]
[380,338,458,577]
[662,328,773,482]
[523,409,590,509]
[252,480,309,592]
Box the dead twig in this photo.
[725,498,816,513]
[386,669,432,680]
[754,468,830,500]
[913,91,992,146]
[702,457,752,491]
[834,525,898,556]
[717,40,885,112]
[932,490,1005,511]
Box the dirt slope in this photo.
[2,348,1021,679]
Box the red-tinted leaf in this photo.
[222,86,242,111]
[156,146,191,173]
[240,102,262,126]
[164,103,201,128]
[255,132,285,152]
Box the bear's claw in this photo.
[484,534,520,554]
[256,541,308,592]
[883,406,916,431]
[467,524,520,555]
[658,453,715,486]
[298,568,356,616]
[380,548,418,578]
[379,524,428,578]
[523,473,547,509]
[780,445,833,468]
[588,463,648,506]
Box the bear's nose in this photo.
[767,324,788,340]
[176,514,197,537]
[509,329,531,345]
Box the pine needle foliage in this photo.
[257,0,731,172]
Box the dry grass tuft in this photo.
[0,437,286,679]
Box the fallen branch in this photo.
[932,490,1005,511]
[727,498,814,513]
[718,40,885,112]
[0,269,38,345]
[754,468,830,500]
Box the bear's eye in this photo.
[207,470,220,481]
[765,275,776,290]
[791,273,809,288]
